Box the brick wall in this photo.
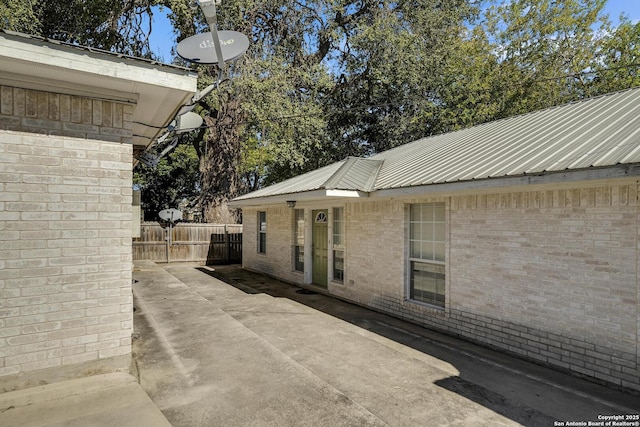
[330,200,406,306]
[241,181,640,391]
[242,207,304,284]
[0,85,133,144]
[446,184,639,391]
[0,85,134,385]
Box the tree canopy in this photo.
[3,0,639,222]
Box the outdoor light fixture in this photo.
[287,201,296,208]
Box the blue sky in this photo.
[148,0,640,61]
[606,0,640,22]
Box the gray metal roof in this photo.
[323,158,383,191]
[236,161,345,200]
[234,157,383,200]
[233,87,640,202]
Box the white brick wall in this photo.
[241,182,640,391]
[446,185,639,390]
[243,207,303,284]
[0,86,133,382]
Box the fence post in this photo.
[225,224,230,264]
[166,223,172,264]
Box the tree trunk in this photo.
[197,97,245,223]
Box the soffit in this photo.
[0,30,198,148]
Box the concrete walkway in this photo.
[132,261,639,426]
[0,372,170,427]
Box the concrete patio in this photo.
[131,261,640,426]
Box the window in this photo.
[332,207,345,282]
[257,211,267,254]
[409,203,445,307]
[293,209,304,272]
[315,211,327,222]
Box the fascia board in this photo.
[229,189,369,208]
[228,190,330,207]
[230,164,640,208]
[0,34,196,92]
[0,33,198,148]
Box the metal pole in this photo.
[166,222,172,264]
[198,0,227,80]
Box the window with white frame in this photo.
[408,203,445,307]
[257,211,267,254]
[293,209,304,272]
[332,207,345,282]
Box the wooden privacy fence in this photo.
[133,223,242,264]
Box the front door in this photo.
[312,210,328,287]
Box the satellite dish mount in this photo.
[196,0,225,78]
[158,208,183,263]
[178,0,249,87]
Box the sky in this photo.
[606,0,640,23]
[148,0,640,62]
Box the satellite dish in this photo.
[175,111,203,134]
[159,208,183,223]
[177,31,250,64]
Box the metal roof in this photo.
[234,157,383,201]
[323,158,383,191]
[372,88,640,189]
[233,87,640,203]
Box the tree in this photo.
[588,17,640,95]
[1,0,39,34]
[157,0,480,221]
[481,0,608,117]
[160,0,339,221]
[2,0,160,57]
[134,143,201,221]
[324,0,480,153]
[236,58,334,187]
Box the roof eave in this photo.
[0,30,198,149]
[229,189,369,208]
[371,164,640,198]
[230,163,640,208]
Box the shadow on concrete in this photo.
[197,267,260,294]
[194,265,567,426]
